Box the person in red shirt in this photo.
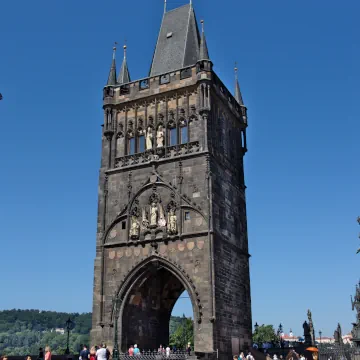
[128,345,134,356]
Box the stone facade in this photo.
[91,5,251,359]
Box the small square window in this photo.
[122,221,126,230]
[185,211,190,221]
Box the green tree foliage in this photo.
[169,315,193,349]
[0,310,91,356]
[0,310,190,356]
[252,324,278,346]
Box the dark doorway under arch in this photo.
[119,262,194,352]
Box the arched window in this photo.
[129,137,135,155]
[169,127,177,146]
[139,134,145,152]
[179,119,188,144]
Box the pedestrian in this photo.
[266,353,272,360]
[234,356,239,360]
[96,343,108,360]
[246,352,254,360]
[158,345,164,354]
[134,345,140,356]
[239,352,245,360]
[26,355,32,360]
[129,345,134,356]
[38,348,44,360]
[273,355,278,360]
[186,343,191,356]
[172,345,177,353]
[45,347,51,360]
[2,355,8,360]
[80,345,90,360]
[166,346,170,358]
[90,347,96,360]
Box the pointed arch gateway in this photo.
[112,255,201,352]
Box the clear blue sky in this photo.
[0,0,359,338]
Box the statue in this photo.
[146,126,153,150]
[158,203,166,227]
[167,208,177,234]
[307,309,316,346]
[150,202,158,227]
[334,323,343,346]
[156,125,164,148]
[142,208,149,229]
[130,216,140,239]
[303,321,311,345]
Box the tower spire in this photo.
[106,43,117,86]
[199,20,210,61]
[164,0,167,13]
[117,43,131,85]
[234,62,244,105]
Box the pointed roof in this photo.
[234,63,244,105]
[199,20,209,61]
[117,45,131,85]
[149,3,201,77]
[106,46,117,86]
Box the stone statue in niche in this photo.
[130,216,140,239]
[156,125,164,148]
[150,202,158,227]
[167,208,177,235]
[141,208,149,229]
[158,203,166,227]
[145,126,153,150]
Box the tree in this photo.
[169,315,193,349]
[252,324,278,346]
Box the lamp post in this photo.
[277,323,283,348]
[65,317,74,355]
[319,331,322,346]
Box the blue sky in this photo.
[0,0,359,338]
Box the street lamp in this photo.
[319,331,322,346]
[277,324,283,348]
[65,317,74,355]
[254,322,259,332]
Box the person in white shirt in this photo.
[96,344,108,360]
[166,347,170,358]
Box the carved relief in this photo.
[156,125,164,148]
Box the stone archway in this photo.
[113,257,198,352]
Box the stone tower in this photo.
[91,3,252,359]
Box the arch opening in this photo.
[118,261,195,352]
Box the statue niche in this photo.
[136,190,178,236]
[129,205,140,240]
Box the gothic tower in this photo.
[91,3,251,359]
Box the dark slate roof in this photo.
[106,48,117,86]
[118,48,131,85]
[149,4,201,77]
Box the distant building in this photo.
[54,328,65,335]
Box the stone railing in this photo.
[115,142,200,169]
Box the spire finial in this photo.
[235,61,238,80]
[201,19,204,33]
[190,0,193,6]
[234,61,244,105]
[113,42,117,60]
[164,0,167,13]
[123,42,127,59]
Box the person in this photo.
[129,345,134,356]
[246,352,254,360]
[266,354,272,360]
[172,345,177,353]
[80,345,90,360]
[234,356,239,360]
[274,355,278,360]
[166,346,170,358]
[158,345,164,354]
[2,355,8,360]
[186,343,191,356]
[89,347,96,360]
[133,345,140,356]
[96,343,108,360]
[239,352,245,360]
[45,347,51,360]
[38,348,44,360]
[26,355,32,360]
[300,355,305,360]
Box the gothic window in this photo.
[180,119,188,144]
[129,137,135,155]
[139,135,145,153]
[169,127,177,146]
